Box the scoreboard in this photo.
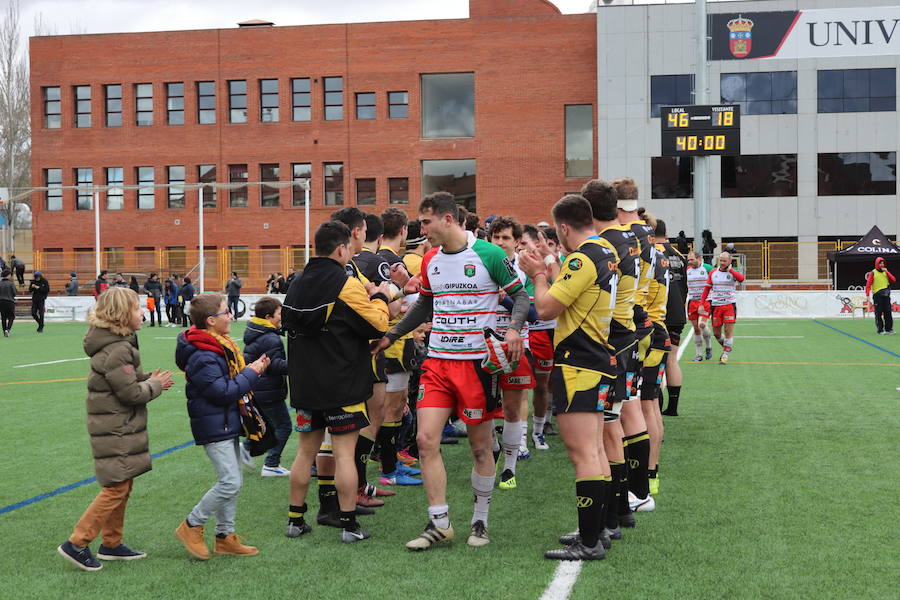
[661,105,741,157]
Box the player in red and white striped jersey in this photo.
[699,252,744,364]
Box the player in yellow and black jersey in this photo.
[519,194,617,562]
[611,178,655,515]
[581,178,640,534]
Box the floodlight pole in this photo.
[303,179,311,264]
[693,0,710,245]
[199,186,205,293]
[94,190,101,277]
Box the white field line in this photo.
[734,336,804,339]
[539,561,583,600]
[153,337,178,340]
[13,357,89,369]
[538,332,694,600]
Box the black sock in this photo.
[339,510,357,531]
[664,385,681,414]
[318,478,338,514]
[377,422,400,474]
[575,477,606,548]
[648,467,658,479]
[355,435,375,488]
[288,503,307,526]
[624,432,650,498]
[607,462,625,529]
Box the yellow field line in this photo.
[0,377,87,386]
[684,361,899,367]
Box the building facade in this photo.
[598,0,900,281]
[29,0,596,290]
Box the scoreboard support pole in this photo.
[694,0,710,244]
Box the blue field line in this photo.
[0,440,194,516]
[812,320,900,359]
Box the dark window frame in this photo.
[720,71,798,115]
[198,164,217,208]
[75,167,93,210]
[291,78,311,121]
[421,72,475,138]
[388,91,409,119]
[721,154,798,198]
[356,177,376,205]
[166,82,185,125]
[44,86,61,129]
[197,81,216,124]
[651,156,694,199]
[260,79,279,123]
[167,165,186,209]
[134,83,153,126]
[324,77,344,121]
[106,167,124,210]
[356,92,376,120]
[260,163,280,207]
[565,104,593,178]
[817,152,897,196]
[136,166,155,210]
[650,74,694,118]
[388,177,409,204]
[45,168,63,211]
[74,85,91,128]
[228,80,248,124]
[324,162,344,206]
[105,84,123,127]
[818,68,896,113]
[292,162,311,206]
[229,163,249,207]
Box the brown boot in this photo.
[214,533,259,556]
[174,520,210,561]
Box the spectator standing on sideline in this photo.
[29,271,50,333]
[701,230,717,264]
[128,276,140,294]
[241,296,292,477]
[265,273,277,294]
[94,270,109,298]
[56,287,174,571]
[0,269,15,336]
[866,257,896,335]
[275,273,287,294]
[674,230,690,255]
[286,267,297,288]
[180,277,196,327]
[11,255,25,286]
[144,273,164,327]
[66,272,80,296]
[225,272,242,318]
[113,273,128,288]
[164,277,180,327]
[0,255,6,272]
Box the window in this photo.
[565,105,593,177]
[168,166,185,208]
[651,157,693,199]
[324,162,344,205]
[75,168,92,210]
[260,163,280,206]
[197,81,216,124]
[229,80,247,123]
[167,82,184,125]
[292,163,311,206]
[106,167,124,210]
[105,248,125,272]
[356,92,375,120]
[721,154,797,197]
[389,177,409,204]
[135,83,153,126]
[356,178,376,205]
[167,246,187,273]
[198,165,216,208]
[260,79,279,122]
[43,86,61,129]
[105,84,122,127]
[818,68,896,113]
[422,159,476,212]
[74,85,91,128]
[388,91,408,119]
[650,74,694,118]
[721,71,797,115]
[45,168,62,211]
[422,73,475,138]
[291,78,311,121]
[324,77,343,120]
[136,167,155,209]
[229,164,248,207]
[818,152,896,195]
[229,246,249,276]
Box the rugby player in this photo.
[613,178,654,513]
[488,217,537,490]
[377,208,423,485]
[654,219,686,420]
[521,224,558,450]
[403,220,430,277]
[581,178,639,535]
[700,252,744,364]
[282,221,390,543]
[519,195,618,561]
[685,251,714,362]
[372,192,530,550]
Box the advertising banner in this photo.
[709,6,900,60]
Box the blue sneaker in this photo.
[395,463,421,477]
[97,543,147,561]
[58,541,102,571]
[380,471,423,486]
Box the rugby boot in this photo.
[467,520,490,547]
[544,540,605,561]
[406,521,454,551]
[498,469,517,490]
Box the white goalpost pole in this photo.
[199,186,205,293]
[304,180,310,264]
[94,191,100,278]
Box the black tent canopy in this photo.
[827,226,900,289]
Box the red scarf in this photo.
[182,326,226,357]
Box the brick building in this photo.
[29,0,596,291]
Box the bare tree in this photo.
[0,0,30,253]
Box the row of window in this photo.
[44,78,410,128]
[650,68,896,117]
[651,152,897,198]
[42,159,479,211]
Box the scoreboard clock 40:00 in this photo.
[661,104,741,157]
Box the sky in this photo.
[21,0,595,37]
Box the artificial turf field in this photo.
[1,318,897,600]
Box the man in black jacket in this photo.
[282,221,390,544]
[143,273,164,327]
[29,271,50,332]
[180,277,196,327]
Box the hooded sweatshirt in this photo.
[866,257,896,297]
